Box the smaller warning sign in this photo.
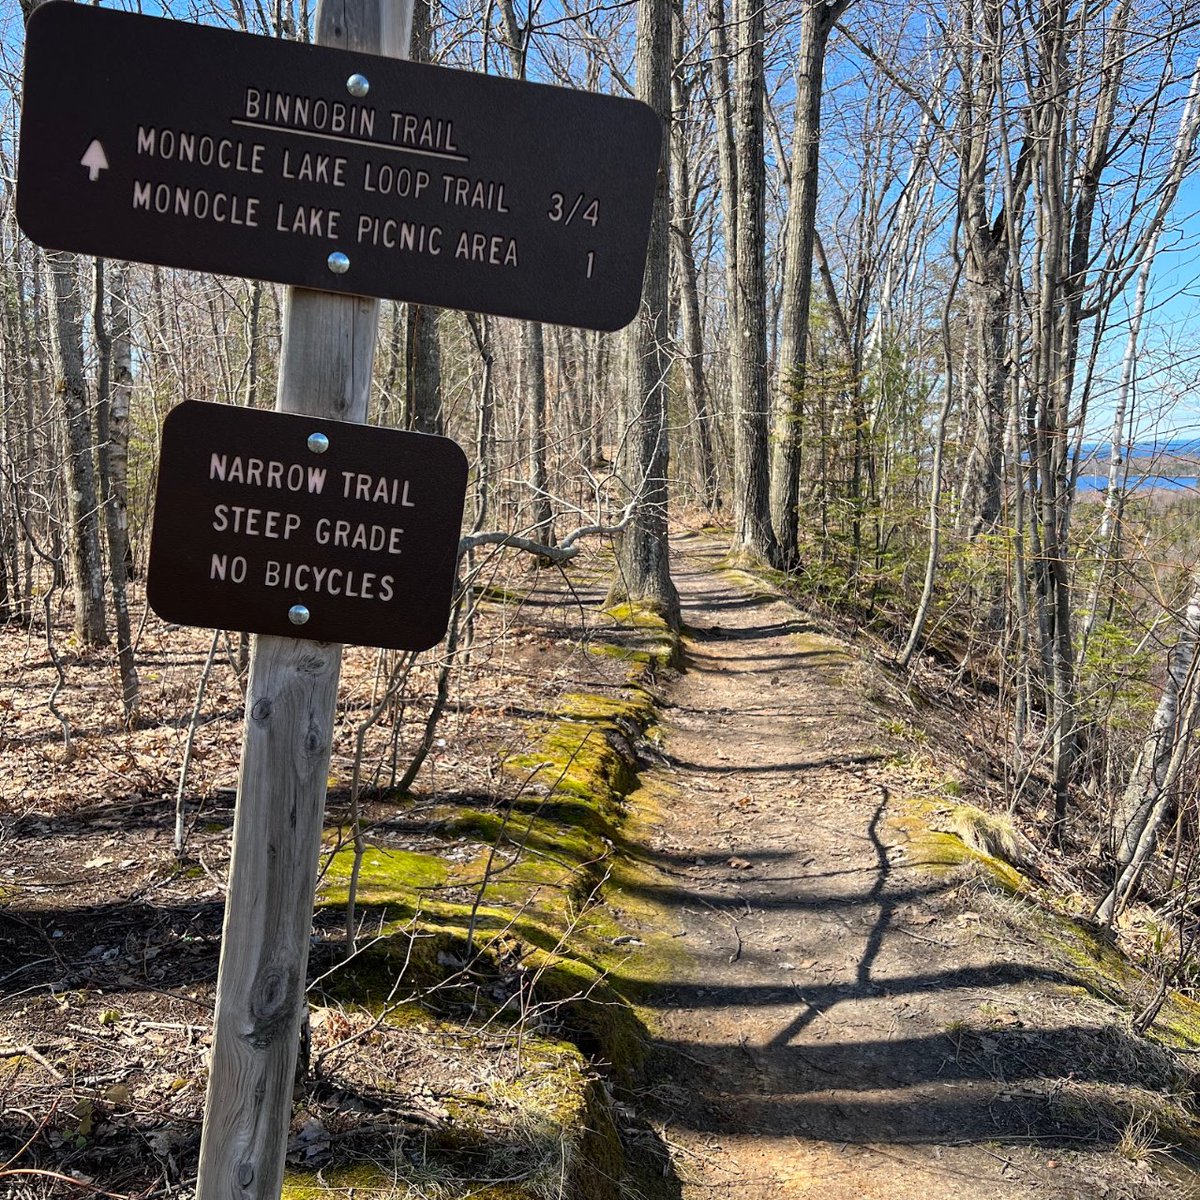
[147,402,468,651]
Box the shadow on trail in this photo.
[686,619,816,641]
[633,792,1187,1158]
[659,750,890,775]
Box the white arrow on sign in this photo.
[80,140,109,181]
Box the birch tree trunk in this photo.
[1077,57,1200,665]
[44,247,108,647]
[1098,571,1200,923]
[522,318,554,542]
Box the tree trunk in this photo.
[728,0,777,562]
[43,248,108,647]
[1098,571,1200,923]
[109,264,135,577]
[405,303,443,434]
[403,0,443,437]
[243,279,264,409]
[523,318,554,542]
[770,0,852,568]
[708,0,739,315]
[465,312,495,534]
[495,0,553,545]
[954,0,1012,542]
[1077,56,1200,666]
[609,0,680,628]
[93,259,139,723]
[670,0,717,509]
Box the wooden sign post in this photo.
[192,5,413,1198]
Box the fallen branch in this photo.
[457,507,633,564]
[0,1044,65,1080]
[0,1169,132,1199]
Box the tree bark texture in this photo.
[1098,572,1200,923]
[610,0,681,628]
[495,0,553,545]
[92,258,139,724]
[670,0,718,509]
[44,248,108,647]
[405,302,443,435]
[728,0,777,563]
[403,0,443,437]
[770,0,851,568]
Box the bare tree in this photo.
[724,0,777,562]
[93,259,139,723]
[43,248,108,647]
[1098,569,1200,923]
[770,0,856,568]
[610,0,681,627]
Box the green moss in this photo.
[591,602,681,671]
[320,847,450,907]
[509,721,636,804]
[889,800,1028,894]
[558,689,655,726]
[474,583,525,605]
[1151,992,1200,1051]
[282,1166,400,1200]
[304,596,687,1195]
[898,798,1200,1062]
[601,602,672,628]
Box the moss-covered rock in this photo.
[894,795,1200,1060]
[300,593,683,1199]
[888,798,1030,894]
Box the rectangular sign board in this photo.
[17,3,660,331]
[147,402,468,651]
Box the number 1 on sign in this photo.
[586,251,595,279]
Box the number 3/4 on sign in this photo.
[548,193,601,226]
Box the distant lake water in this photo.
[1076,474,1200,494]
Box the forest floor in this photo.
[2,526,1200,1198]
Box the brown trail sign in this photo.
[147,402,468,651]
[18,2,661,330]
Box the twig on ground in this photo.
[0,1044,65,1080]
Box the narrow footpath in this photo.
[629,532,1182,1200]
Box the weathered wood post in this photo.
[195,3,413,1197]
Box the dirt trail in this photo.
[632,533,1182,1200]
